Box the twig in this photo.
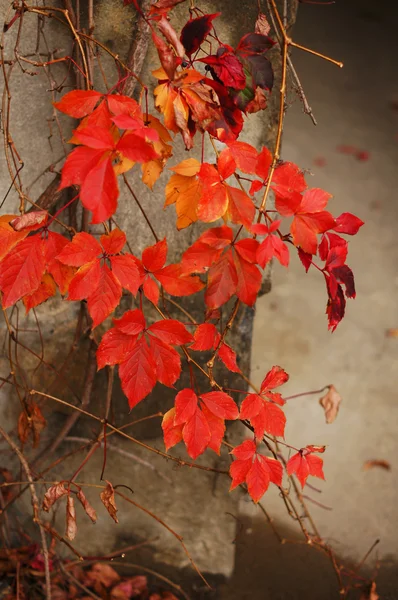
[0,425,52,600]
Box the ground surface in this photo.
[220,0,398,597]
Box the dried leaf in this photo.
[360,582,379,600]
[255,13,271,36]
[42,482,68,511]
[18,402,47,447]
[100,480,119,523]
[363,459,391,471]
[319,384,342,424]
[76,488,97,523]
[84,563,120,590]
[66,495,77,541]
[111,576,147,599]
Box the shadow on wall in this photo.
[111,515,398,600]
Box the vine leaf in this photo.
[286,445,326,488]
[240,365,288,439]
[229,439,283,502]
[57,230,143,327]
[319,384,342,424]
[97,310,193,408]
[162,388,239,458]
[100,481,119,523]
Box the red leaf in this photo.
[201,404,225,454]
[45,232,75,294]
[201,391,239,420]
[113,308,146,335]
[237,33,275,55]
[142,238,167,272]
[205,253,237,308]
[110,254,143,295]
[246,455,280,502]
[226,185,255,229]
[23,274,57,313]
[231,439,256,460]
[197,164,228,222]
[152,31,178,80]
[143,275,160,305]
[261,365,289,391]
[148,336,181,386]
[190,323,220,351]
[162,407,183,451]
[255,146,273,181]
[250,401,286,438]
[53,90,102,118]
[80,157,119,224]
[181,241,223,274]
[227,141,259,174]
[156,263,204,297]
[291,211,335,255]
[271,162,306,216]
[240,394,263,420]
[68,260,101,301]
[56,232,102,266]
[73,126,115,150]
[117,132,159,163]
[97,328,137,370]
[119,337,158,409]
[200,50,246,90]
[174,388,198,425]
[287,448,325,488]
[87,264,122,328]
[180,13,220,56]
[182,406,211,459]
[101,229,126,254]
[334,212,364,235]
[0,214,28,261]
[229,440,283,502]
[0,235,46,307]
[218,342,240,373]
[233,251,262,306]
[234,238,259,263]
[148,318,193,345]
[59,147,103,190]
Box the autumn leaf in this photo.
[162,388,238,458]
[363,460,391,472]
[42,482,68,511]
[66,495,77,541]
[180,13,220,56]
[100,481,119,523]
[76,488,97,523]
[17,402,46,447]
[229,439,283,502]
[319,384,342,424]
[165,159,202,229]
[97,310,193,408]
[57,230,143,327]
[287,445,325,488]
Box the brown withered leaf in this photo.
[76,488,97,523]
[18,402,46,447]
[0,468,15,502]
[42,482,68,511]
[84,563,120,591]
[100,480,119,523]
[66,494,77,541]
[319,385,342,424]
[360,582,379,600]
[255,12,271,36]
[363,459,391,472]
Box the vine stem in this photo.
[0,425,52,600]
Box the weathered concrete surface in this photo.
[219,0,398,597]
[0,0,297,582]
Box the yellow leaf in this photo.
[165,171,202,229]
[170,158,201,177]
